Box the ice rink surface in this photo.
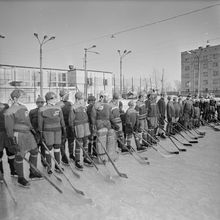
[1,101,220,220]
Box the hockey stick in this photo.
[61,140,80,179]
[169,134,192,146]
[117,138,150,165]
[176,122,203,139]
[75,139,115,184]
[191,124,206,136]
[38,150,62,182]
[143,129,179,154]
[133,132,173,158]
[171,126,198,144]
[23,157,63,194]
[96,136,128,178]
[202,119,220,131]
[1,173,17,205]
[159,128,186,151]
[41,141,85,196]
[92,147,115,183]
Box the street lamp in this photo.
[34,33,55,98]
[84,45,99,99]
[187,47,203,97]
[117,49,132,95]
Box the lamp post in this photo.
[84,45,99,99]
[117,50,131,95]
[34,33,55,98]
[187,47,203,97]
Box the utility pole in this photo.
[161,68,164,94]
[34,33,55,98]
[117,50,132,95]
[132,76,134,92]
[84,45,99,99]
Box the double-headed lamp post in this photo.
[84,45,99,99]
[117,50,132,95]
[187,47,203,97]
[34,33,55,98]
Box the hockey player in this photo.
[182,94,193,130]
[125,101,139,149]
[5,89,42,187]
[147,93,159,142]
[38,91,66,174]
[91,93,118,162]
[193,100,200,127]
[173,96,181,132]
[29,96,46,167]
[166,96,175,135]
[69,92,93,170]
[157,93,166,138]
[217,101,220,121]
[209,97,216,122]
[56,89,75,165]
[109,92,128,154]
[87,95,96,157]
[0,102,17,183]
[135,92,148,150]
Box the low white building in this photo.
[0,64,113,103]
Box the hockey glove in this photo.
[7,136,19,154]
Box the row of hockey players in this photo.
[0,89,219,187]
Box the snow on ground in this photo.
[1,124,220,220]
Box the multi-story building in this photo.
[0,64,113,103]
[181,44,220,97]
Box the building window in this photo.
[203,55,208,60]
[203,72,208,77]
[213,79,220,85]
[203,63,208,69]
[213,71,219,76]
[185,66,190,71]
[213,62,218,67]
[213,54,218,59]
[203,80,208,85]
[183,73,190,78]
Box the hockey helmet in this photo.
[45,91,57,101]
[75,91,83,100]
[36,96,45,103]
[10,89,24,99]
[59,89,68,97]
[113,92,120,100]
[128,100,134,107]
[88,95,96,102]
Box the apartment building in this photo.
[181,44,220,97]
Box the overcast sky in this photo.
[0,0,220,89]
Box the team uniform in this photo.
[193,101,200,128]
[157,95,166,138]
[69,92,93,170]
[147,94,159,143]
[109,96,127,154]
[135,95,148,149]
[38,93,66,174]
[5,91,42,187]
[209,98,216,122]
[91,99,118,162]
[86,95,97,157]
[29,97,46,167]
[0,103,17,183]
[173,98,182,132]
[124,101,139,149]
[166,98,175,135]
[56,99,75,164]
[182,96,193,129]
